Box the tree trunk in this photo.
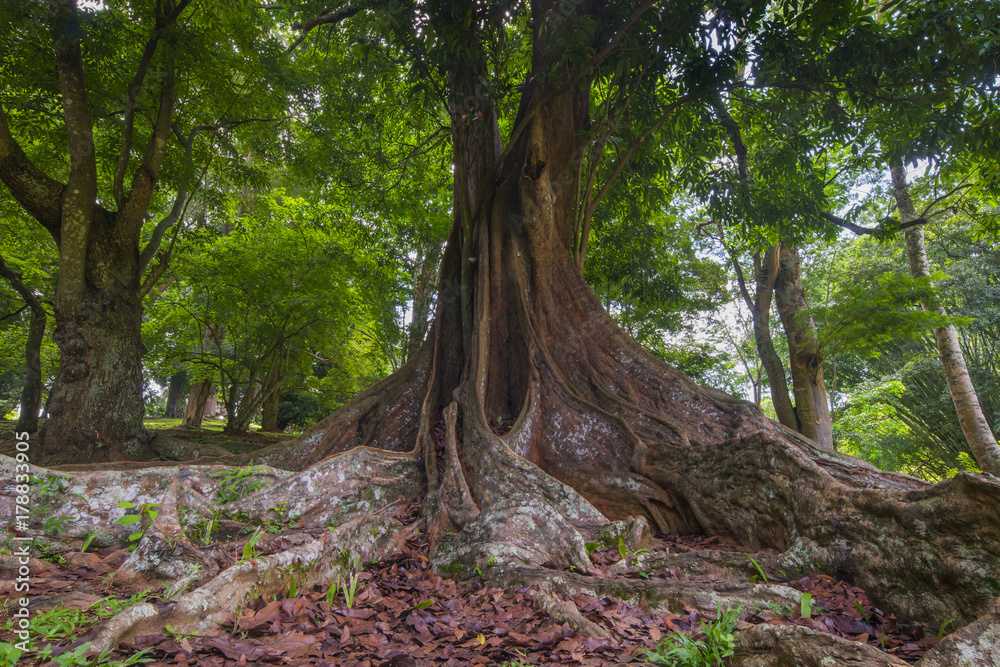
[773,243,834,450]
[230,7,1000,630]
[261,388,281,432]
[0,255,47,435]
[748,245,800,432]
[259,363,282,432]
[227,379,261,433]
[39,262,153,463]
[16,306,46,434]
[163,370,187,418]
[406,240,442,361]
[181,380,212,429]
[891,163,1000,475]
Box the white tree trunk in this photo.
[891,163,1000,475]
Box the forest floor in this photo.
[0,422,943,666]
[0,419,299,459]
[2,518,940,666]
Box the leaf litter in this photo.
[1,511,940,666]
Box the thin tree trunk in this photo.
[163,370,186,418]
[407,240,442,361]
[729,244,799,431]
[261,388,281,432]
[17,307,46,434]
[891,162,1000,475]
[181,380,212,429]
[260,362,282,432]
[774,244,834,450]
[227,379,261,433]
[752,246,800,431]
[0,256,47,434]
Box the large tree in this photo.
[0,0,286,462]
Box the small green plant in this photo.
[344,572,359,608]
[287,573,298,598]
[743,554,768,583]
[35,540,66,564]
[38,475,67,495]
[642,602,742,667]
[38,643,154,667]
[325,580,339,606]
[241,527,266,562]
[0,642,22,667]
[92,592,149,618]
[80,531,98,553]
[115,501,161,550]
[213,466,269,504]
[937,618,954,640]
[0,605,87,647]
[412,600,433,610]
[800,593,814,618]
[45,515,76,537]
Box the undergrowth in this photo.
[641,602,743,667]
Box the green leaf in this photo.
[115,515,142,526]
[800,593,814,618]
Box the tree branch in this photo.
[138,123,196,274]
[113,30,164,208]
[289,4,364,51]
[0,254,44,314]
[568,0,660,91]
[53,0,99,314]
[113,0,194,208]
[0,105,65,242]
[820,211,927,236]
[121,42,177,238]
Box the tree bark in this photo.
[0,1,186,463]
[181,380,213,429]
[406,240,442,361]
[17,306,46,434]
[891,162,1000,475]
[774,243,834,450]
[732,245,800,431]
[0,255,47,434]
[163,370,187,418]
[261,388,281,432]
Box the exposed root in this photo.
[88,515,415,654]
[493,565,806,619]
[528,588,610,639]
[735,624,910,667]
[114,478,230,591]
[915,596,1000,667]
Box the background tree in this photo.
[0,0,289,462]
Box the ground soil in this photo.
[1,503,940,666]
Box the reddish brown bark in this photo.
[231,2,1000,631]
